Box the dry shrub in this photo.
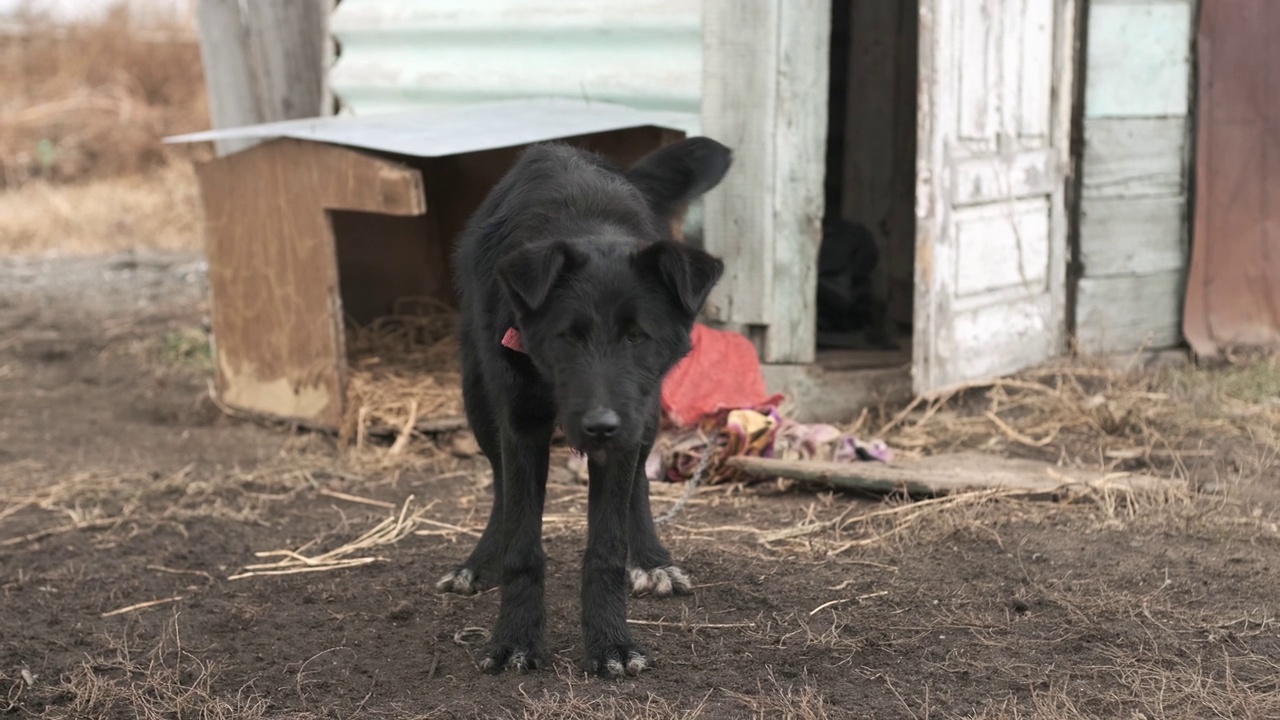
[0,161,200,255]
[0,1,210,189]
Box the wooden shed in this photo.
[189,0,1204,424]
[701,0,1198,420]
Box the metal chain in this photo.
[653,437,715,526]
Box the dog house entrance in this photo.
[818,0,919,372]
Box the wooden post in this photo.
[194,0,335,156]
[701,0,831,364]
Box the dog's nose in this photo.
[582,408,621,439]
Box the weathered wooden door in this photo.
[913,0,1077,394]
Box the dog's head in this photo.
[497,138,731,454]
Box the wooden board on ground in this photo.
[727,453,1168,497]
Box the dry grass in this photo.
[692,357,1280,576]
[0,2,209,190]
[858,355,1280,495]
[5,367,1279,719]
[961,577,1280,719]
[723,672,834,720]
[744,456,1278,567]
[0,437,354,547]
[0,1,209,256]
[228,495,435,580]
[6,618,271,720]
[342,298,465,454]
[508,663,830,720]
[941,648,1280,720]
[0,429,475,555]
[511,664,712,720]
[0,161,200,255]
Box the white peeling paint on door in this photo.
[913,0,1076,394]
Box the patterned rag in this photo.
[505,322,892,484]
[641,399,893,485]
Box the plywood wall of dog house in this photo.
[196,139,426,427]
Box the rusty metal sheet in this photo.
[1184,0,1280,357]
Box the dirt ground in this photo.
[2,251,1279,720]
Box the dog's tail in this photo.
[626,137,733,221]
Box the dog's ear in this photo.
[626,137,733,221]
[498,241,582,315]
[634,241,725,317]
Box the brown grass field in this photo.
[2,7,1279,719]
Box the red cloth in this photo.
[501,323,776,427]
[661,323,778,426]
[504,322,773,422]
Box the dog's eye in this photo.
[625,326,647,344]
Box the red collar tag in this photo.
[501,327,526,353]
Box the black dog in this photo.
[437,138,732,677]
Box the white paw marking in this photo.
[605,658,624,678]
[507,651,527,671]
[628,565,692,597]
[625,650,649,675]
[436,567,479,595]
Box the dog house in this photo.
[167,100,689,428]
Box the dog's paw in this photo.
[436,567,489,595]
[477,640,546,675]
[584,644,651,679]
[628,565,692,598]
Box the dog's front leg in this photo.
[478,425,552,674]
[582,448,651,677]
[625,413,692,598]
[626,456,693,598]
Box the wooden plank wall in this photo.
[1075,0,1194,354]
[702,0,831,364]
